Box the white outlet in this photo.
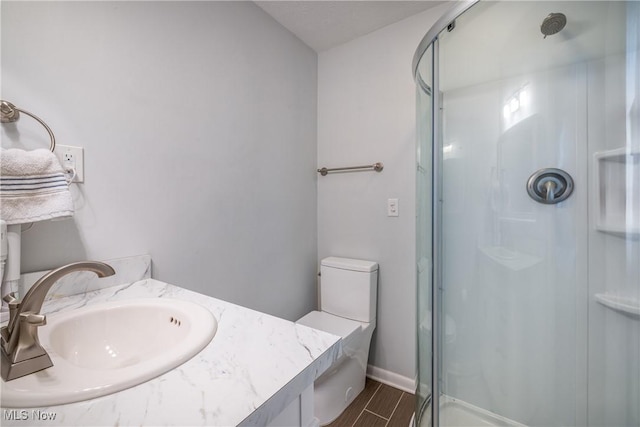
[55,145,84,183]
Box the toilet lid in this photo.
[297,311,363,341]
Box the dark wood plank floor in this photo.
[326,378,415,427]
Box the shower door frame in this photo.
[430,37,441,427]
[414,2,479,426]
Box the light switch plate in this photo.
[387,198,399,217]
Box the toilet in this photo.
[297,257,378,426]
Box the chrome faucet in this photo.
[1,261,115,381]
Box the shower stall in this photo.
[414,1,639,426]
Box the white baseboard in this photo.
[366,365,416,394]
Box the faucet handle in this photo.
[20,312,46,327]
[5,312,48,364]
[3,293,20,329]
[3,292,17,304]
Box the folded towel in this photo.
[0,148,74,225]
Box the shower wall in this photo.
[586,5,640,424]
[440,62,588,427]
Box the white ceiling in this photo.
[254,1,448,52]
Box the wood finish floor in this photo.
[326,378,415,427]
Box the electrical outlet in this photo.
[54,145,84,183]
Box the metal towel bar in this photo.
[317,162,383,176]
[0,100,56,152]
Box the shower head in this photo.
[541,13,567,38]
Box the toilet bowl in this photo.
[297,257,378,426]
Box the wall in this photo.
[317,3,451,384]
[1,1,318,321]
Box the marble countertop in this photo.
[1,279,341,426]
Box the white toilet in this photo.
[297,256,378,426]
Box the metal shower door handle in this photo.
[527,168,574,204]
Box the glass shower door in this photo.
[438,18,586,426]
[414,1,639,426]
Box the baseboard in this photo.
[366,365,416,394]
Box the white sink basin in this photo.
[1,298,217,407]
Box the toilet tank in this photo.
[320,257,378,323]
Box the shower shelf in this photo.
[595,293,640,317]
[594,148,640,237]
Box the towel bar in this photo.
[317,162,383,176]
[1,100,56,152]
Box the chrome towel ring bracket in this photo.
[0,100,56,152]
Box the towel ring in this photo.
[1,100,56,152]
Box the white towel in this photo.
[0,148,74,225]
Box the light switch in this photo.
[387,198,399,217]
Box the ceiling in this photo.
[254,1,448,52]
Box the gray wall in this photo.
[1,1,318,321]
[317,4,450,382]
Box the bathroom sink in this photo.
[1,298,217,407]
